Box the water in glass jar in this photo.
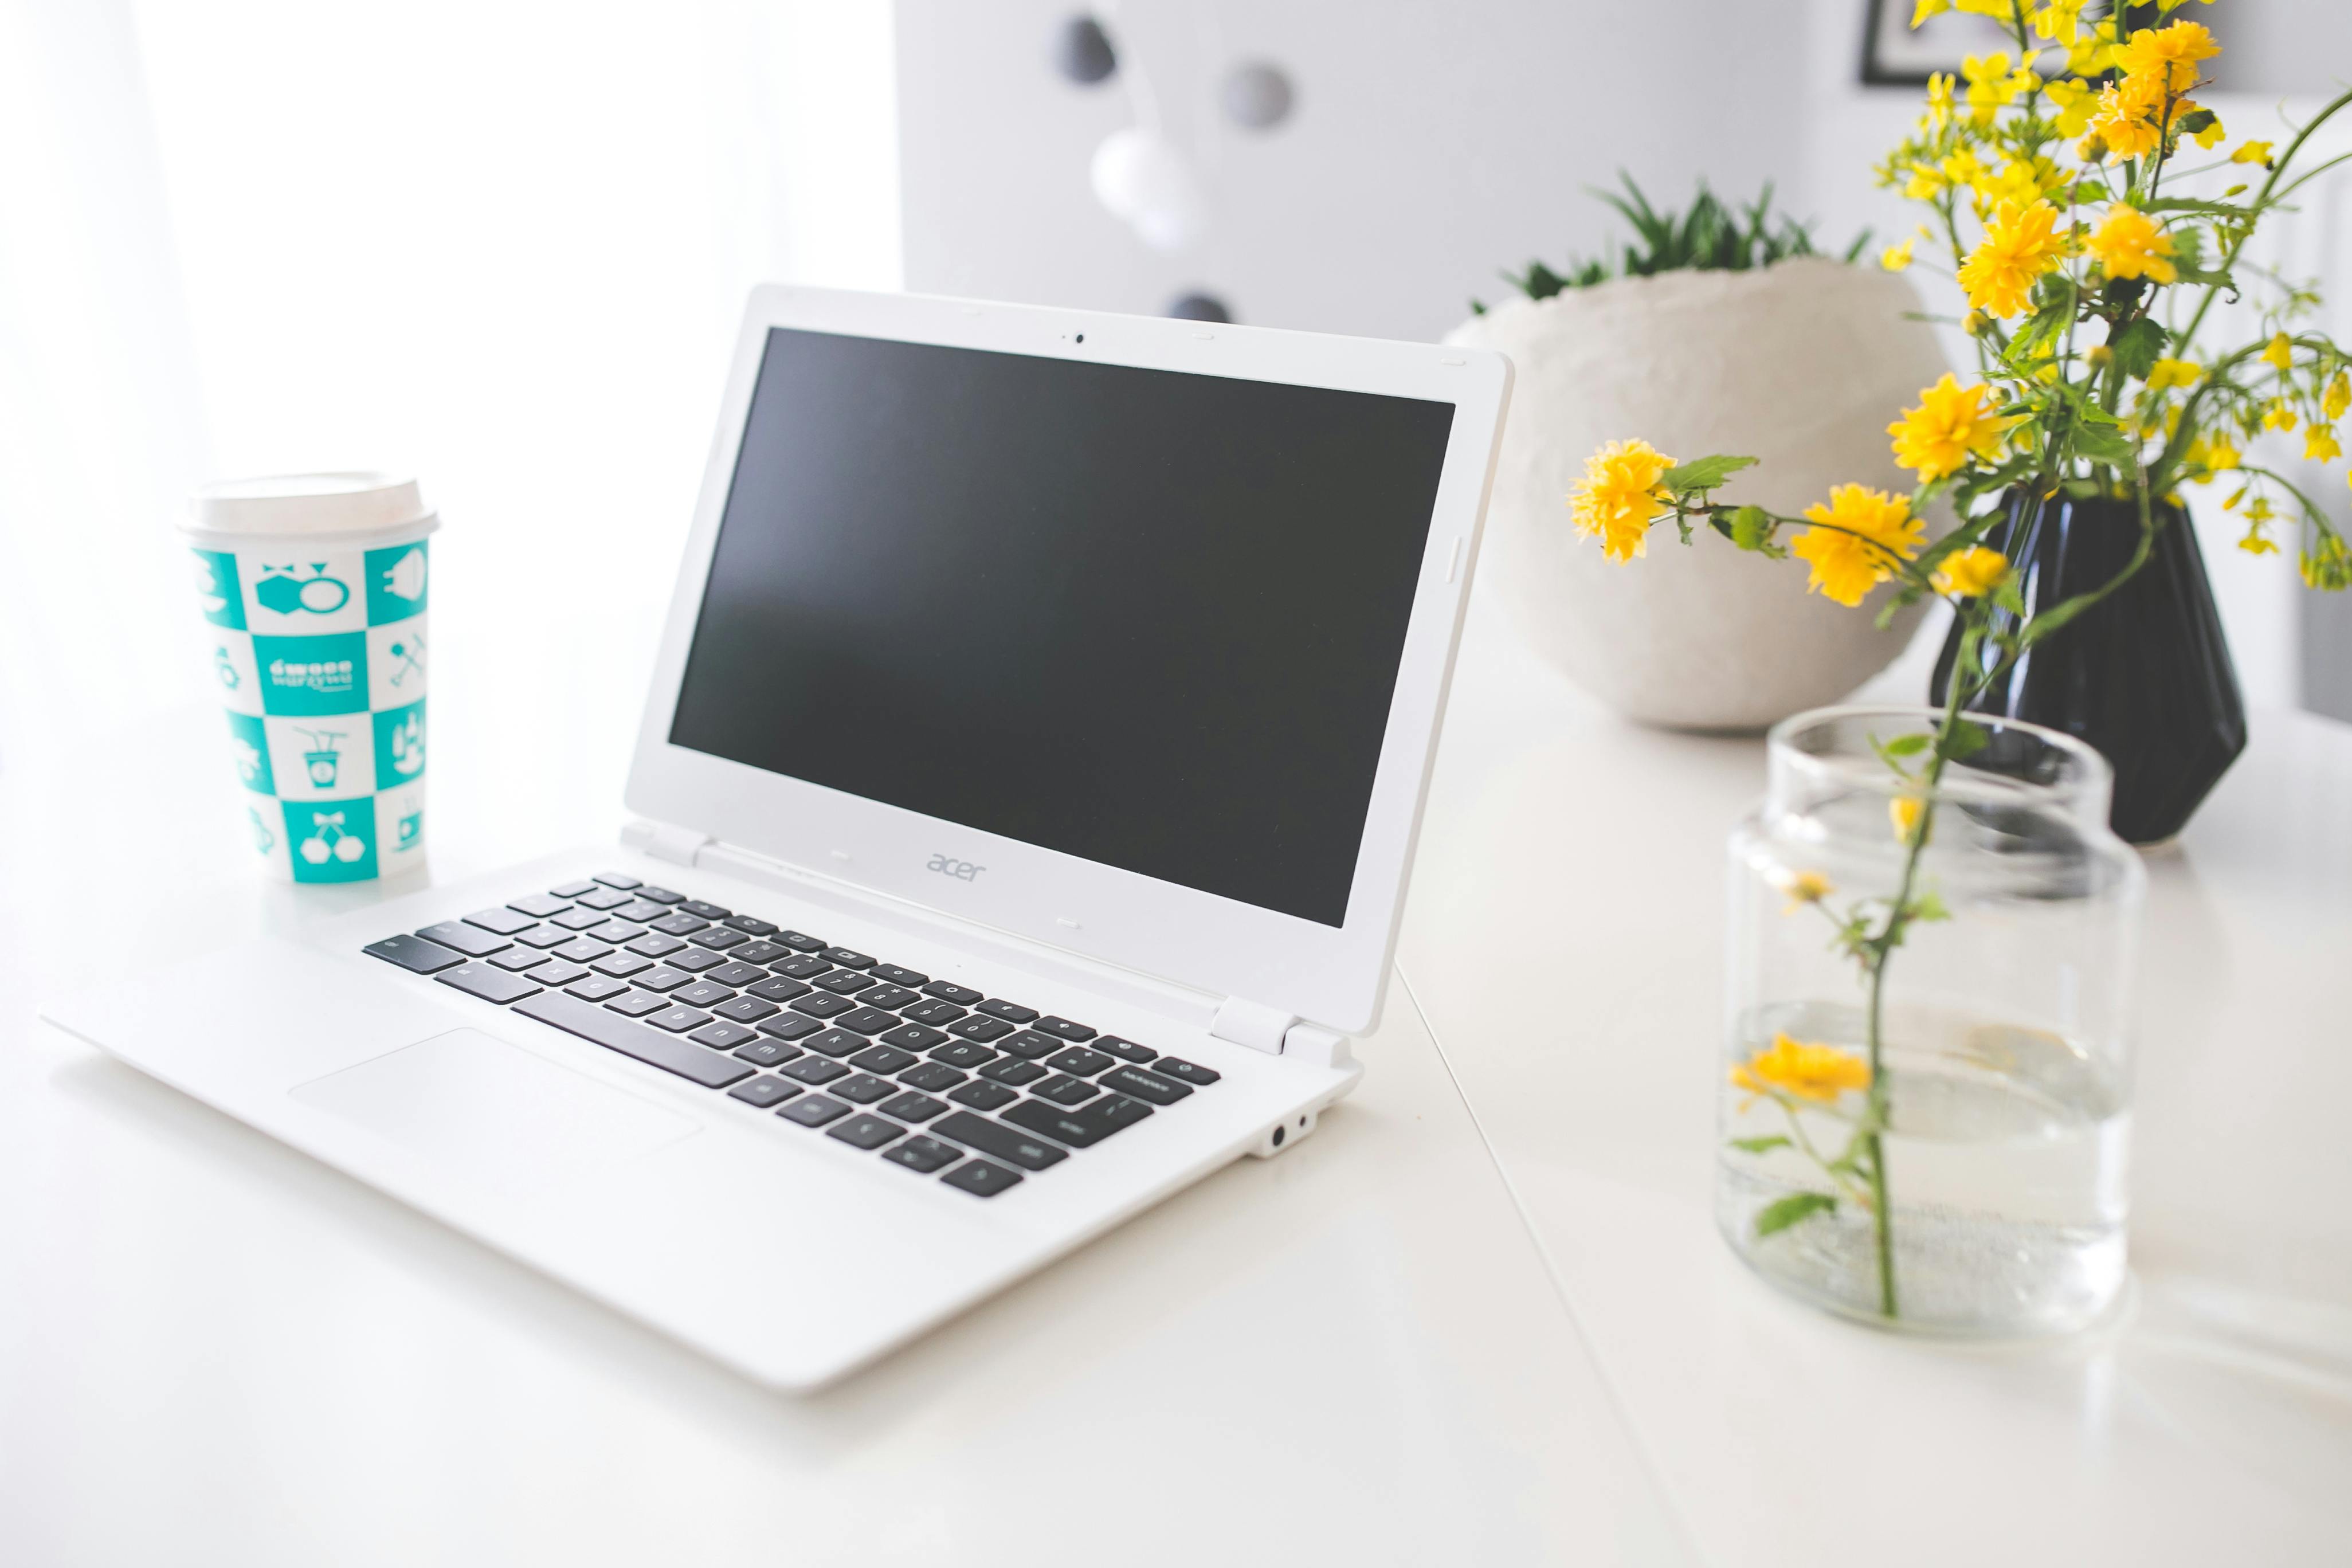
[1718,1001,2129,1336]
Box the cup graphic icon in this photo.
[257,563,352,616]
[397,810,422,848]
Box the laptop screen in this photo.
[668,327,1456,928]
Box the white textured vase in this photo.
[1447,257,1954,731]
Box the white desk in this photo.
[1397,596,2352,1566]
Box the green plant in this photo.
[1472,174,1872,313]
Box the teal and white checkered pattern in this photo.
[193,538,430,883]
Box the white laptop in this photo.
[44,286,1512,1390]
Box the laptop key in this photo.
[1150,1056,1221,1087]
[834,1006,899,1036]
[849,1043,918,1074]
[604,990,669,1018]
[565,975,630,1002]
[781,1056,848,1086]
[822,947,876,969]
[364,934,467,974]
[877,1091,947,1123]
[489,948,550,973]
[507,893,570,919]
[574,887,632,911]
[902,999,965,1026]
[779,1095,849,1127]
[689,1021,759,1050]
[1032,1016,1097,1042]
[728,940,792,966]
[929,1112,1068,1171]
[634,885,685,905]
[648,912,708,936]
[434,964,543,1005]
[548,880,597,898]
[722,915,778,936]
[679,900,730,921]
[704,961,767,987]
[1093,1036,1157,1064]
[1004,1093,1152,1148]
[689,927,748,951]
[871,963,928,987]
[899,1062,966,1092]
[998,1030,1060,1060]
[813,969,875,995]
[727,1076,798,1109]
[940,1159,1024,1197]
[1098,1065,1191,1105]
[772,954,830,979]
[856,983,919,1012]
[832,1073,896,1106]
[826,1114,904,1151]
[947,1015,1013,1042]
[1046,1046,1115,1077]
[735,1038,802,1068]
[881,1022,948,1052]
[803,1028,865,1058]
[515,926,575,950]
[746,975,812,1003]
[527,960,590,987]
[922,981,983,1005]
[977,999,1038,1024]
[774,929,825,952]
[978,1058,1046,1087]
[464,907,538,936]
[512,992,754,1089]
[672,980,734,1008]
[667,947,726,974]
[585,920,641,944]
[551,938,613,963]
[591,873,642,890]
[632,966,694,994]
[626,933,687,958]
[1033,1075,1099,1107]
[883,1135,959,1173]
[647,1005,712,1033]
[947,1081,1018,1111]
[758,1013,822,1041]
[415,920,510,958]
[591,952,653,979]
[611,900,670,923]
[551,908,607,931]
[711,995,778,1024]
[928,1040,997,1068]
[791,992,854,1020]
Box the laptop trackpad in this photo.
[291,1028,701,1173]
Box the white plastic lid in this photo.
[186,471,436,540]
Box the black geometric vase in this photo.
[1930,488,2247,845]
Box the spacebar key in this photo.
[513,991,753,1089]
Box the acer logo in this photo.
[927,853,985,881]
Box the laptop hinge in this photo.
[1209,998,1354,1069]
[633,820,716,868]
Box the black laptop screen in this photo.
[667,326,1456,928]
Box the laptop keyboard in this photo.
[363,872,1220,1197]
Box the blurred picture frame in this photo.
[1859,0,2016,85]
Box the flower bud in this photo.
[2087,344,2114,370]
[1964,309,1992,336]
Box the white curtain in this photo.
[0,0,898,843]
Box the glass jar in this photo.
[1719,705,2145,1335]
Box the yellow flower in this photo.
[1956,200,2069,317]
[2239,527,2279,556]
[1890,794,1927,844]
[2083,72,2201,161]
[2188,437,2241,481]
[1924,72,1957,130]
[2067,17,2119,76]
[1940,147,1991,189]
[1567,438,1676,564]
[2325,373,2350,421]
[2262,332,2293,371]
[2043,77,2098,139]
[1961,51,2018,124]
[1911,0,1949,22]
[2309,426,2344,465]
[1793,485,1925,607]
[2030,0,2084,44]
[2303,534,2352,590]
[1881,237,1915,272]
[2231,139,2275,168]
[1933,546,2009,598]
[2263,399,2298,433]
[1889,373,2011,481]
[2192,114,2227,151]
[1777,869,1834,912]
[1730,1033,1871,1104]
[2085,205,2177,283]
[2146,357,2202,391]
[1980,155,2061,212]
[2114,18,2219,95]
[1903,162,1946,201]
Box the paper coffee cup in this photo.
[184,473,437,883]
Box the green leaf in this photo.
[1937,718,1990,761]
[1661,454,1758,493]
[1729,1135,1793,1155]
[2072,422,2141,468]
[1880,733,1932,758]
[1754,1191,1838,1237]
[1728,504,1774,550]
[1910,889,1951,922]
[2111,317,2167,382]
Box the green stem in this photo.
[2173,85,2352,359]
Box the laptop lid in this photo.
[626,287,1510,1034]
